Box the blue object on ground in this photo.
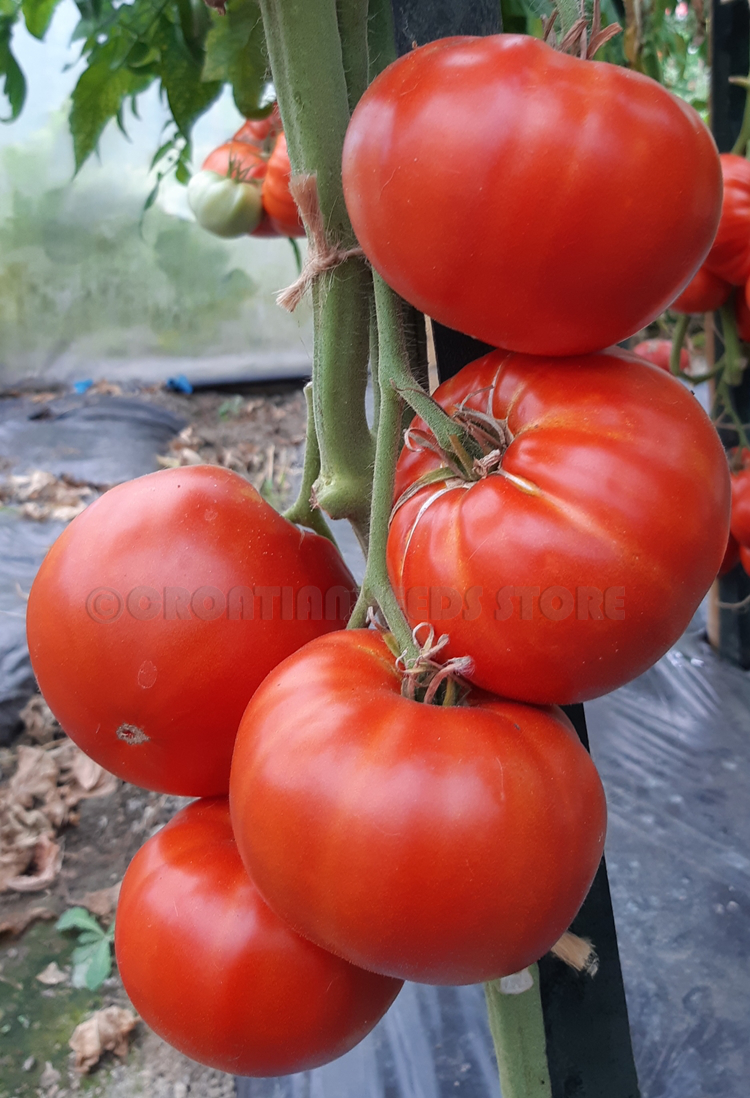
[166,374,193,394]
[72,379,94,394]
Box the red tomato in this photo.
[719,531,741,576]
[387,349,730,705]
[704,154,750,286]
[730,465,750,545]
[234,105,283,149]
[202,140,266,181]
[670,265,732,313]
[632,338,689,372]
[26,466,356,796]
[116,798,401,1074]
[262,134,305,237]
[342,35,721,356]
[229,629,606,985]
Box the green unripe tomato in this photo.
[187,170,263,238]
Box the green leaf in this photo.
[84,938,113,990]
[156,14,221,136]
[69,40,152,169]
[71,941,100,964]
[56,906,105,935]
[21,0,62,39]
[203,0,267,118]
[0,17,26,122]
[75,929,106,945]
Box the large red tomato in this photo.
[730,465,750,545]
[704,154,750,286]
[387,349,730,705]
[262,134,304,237]
[229,629,607,986]
[26,466,356,796]
[342,35,721,356]
[116,798,401,1075]
[670,264,731,313]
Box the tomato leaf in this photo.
[69,40,151,170]
[203,0,268,119]
[21,0,62,39]
[56,906,105,935]
[83,938,113,989]
[0,16,26,122]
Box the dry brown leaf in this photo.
[39,1061,61,1087]
[0,469,95,522]
[19,696,60,745]
[70,1007,138,1073]
[5,834,63,892]
[0,736,118,892]
[0,906,55,937]
[36,961,68,985]
[81,881,121,921]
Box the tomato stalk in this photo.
[258,0,373,543]
[484,967,552,1098]
[283,382,336,542]
[259,2,558,1093]
[719,299,746,386]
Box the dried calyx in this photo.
[396,624,475,706]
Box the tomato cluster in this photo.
[667,155,750,335]
[26,32,732,1079]
[188,106,304,239]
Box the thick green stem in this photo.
[367,0,397,80]
[555,0,582,36]
[720,298,746,386]
[717,375,750,452]
[730,71,750,157]
[259,0,374,540]
[337,0,370,110]
[371,274,482,462]
[669,313,690,376]
[484,966,553,1098]
[283,382,336,543]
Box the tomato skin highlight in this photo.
[387,349,730,705]
[115,798,402,1075]
[230,629,607,986]
[730,466,750,546]
[342,35,721,356]
[26,466,356,796]
[670,264,732,313]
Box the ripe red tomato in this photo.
[230,629,606,985]
[26,466,356,796]
[670,265,732,313]
[740,543,750,576]
[387,349,730,705]
[342,35,721,356]
[262,134,304,237]
[202,140,266,181]
[234,105,283,149]
[116,798,401,1075]
[632,338,689,372]
[730,465,750,545]
[704,154,750,286]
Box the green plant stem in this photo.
[283,382,336,542]
[370,273,482,462]
[337,0,370,110]
[367,0,397,80]
[484,967,553,1098]
[717,374,750,452]
[258,0,373,542]
[669,313,690,376]
[730,73,750,157]
[555,0,583,36]
[720,299,746,386]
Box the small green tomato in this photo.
[187,170,263,238]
